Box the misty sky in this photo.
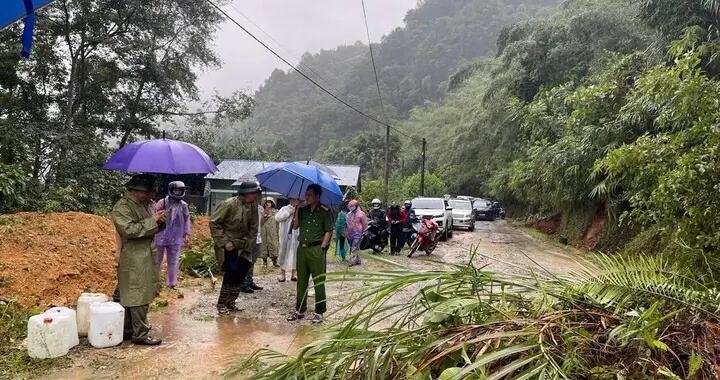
[197,0,418,97]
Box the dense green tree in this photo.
[0,0,226,212]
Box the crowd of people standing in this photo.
[110,173,417,345]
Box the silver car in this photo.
[448,198,475,231]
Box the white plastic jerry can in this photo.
[27,314,71,359]
[88,302,125,348]
[76,292,109,336]
[45,307,80,349]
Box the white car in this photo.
[448,198,475,232]
[412,197,454,241]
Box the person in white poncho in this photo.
[276,198,301,282]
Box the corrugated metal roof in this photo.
[205,160,361,187]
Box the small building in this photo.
[204,160,361,214]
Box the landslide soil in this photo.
[0,212,210,308]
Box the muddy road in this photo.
[40,220,581,380]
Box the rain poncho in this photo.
[335,210,350,260]
[112,193,160,307]
[345,208,368,240]
[154,197,191,246]
[276,204,299,270]
[260,208,279,259]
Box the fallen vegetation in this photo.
[230,250,720,379]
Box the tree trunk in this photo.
[118,80,147,148]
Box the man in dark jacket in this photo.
[209,181,260,314]
[386,203,408,255]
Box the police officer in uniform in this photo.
[287,184,333,324]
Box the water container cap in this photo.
[43,316,53,323]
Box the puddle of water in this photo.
[41,290,315,380]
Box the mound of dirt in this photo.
[531,213,561,235]
[0,212,212,308]
[0,212,117,308]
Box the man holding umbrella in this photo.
[210,181,260,314]
[287,184,333,324]
[111,174,165,345]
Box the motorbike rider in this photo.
[368,199,388,252]
[368,199,386,225]
[402,200,416,248]
[403,200,415,221]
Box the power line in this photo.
[227,3,338,91]
[360,0,391,203]
[206,0,393,130]
[360,0,388,124]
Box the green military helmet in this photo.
[125,174,156,192]
[235,180,261,194]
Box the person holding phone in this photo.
[111,174,165,345]
[287,184,333,324]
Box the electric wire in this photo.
[227,2,338,91]
[360,0,389,124]
[206,0,392,129]
[208,0,421,142]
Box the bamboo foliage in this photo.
[226,249,719,379]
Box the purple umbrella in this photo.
[103,138,217,174]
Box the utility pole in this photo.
[420,138,426,196]
[384,125,390,205]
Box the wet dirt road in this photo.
[40,220,581,379]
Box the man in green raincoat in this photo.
[112,174,165,345]
[210,181,260,313]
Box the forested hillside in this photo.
[402,0,720,263]
[249,0,561,156]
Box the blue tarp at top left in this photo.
[1,0,57,58]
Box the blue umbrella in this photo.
[255,162,343,206]
[103,138,217,174]
[1,0,58,58]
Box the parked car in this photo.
[448,198,475,231]
[473,198,496,221]
[412,197,454,241]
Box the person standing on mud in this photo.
[276,198,301,282]
[287,184,333,324]
[242,190,265,293]
[345,199,368,266]
[334,200,350,262]
[154,181,192,289]
[260,198,280,267]
[111,174,165,345]
[386,203,408,255]
[209,181,260,314]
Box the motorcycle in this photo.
[407,216,440,258]
[402,221,416,248]
[360,219,388,254]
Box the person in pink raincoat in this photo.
[154,181,192,288]
[345,199,368,267]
